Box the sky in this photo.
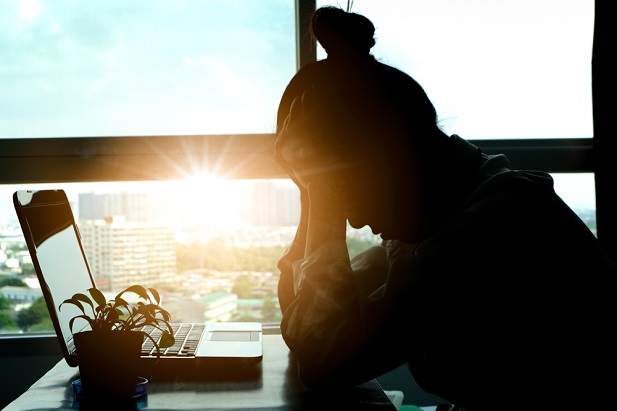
[0,0,295,138]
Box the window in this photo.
[0,1,598,336]
[1,0,295,138]
[317,0,594,140]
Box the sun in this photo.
[170,172,250,236]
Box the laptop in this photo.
[13,189,263,378]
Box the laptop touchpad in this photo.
[208,331,256,342]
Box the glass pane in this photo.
[551,172,596,236]
[0,1,295,138]
[317,0,594,139]
[0,180,298,333]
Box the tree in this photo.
[0,294,18,331]
[232,274,254,298]
[0,294,10,310]
[0,277,27,288]
[0,311,17,330]
[16,297,51,331]
[261,297,281,323]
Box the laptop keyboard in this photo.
[139,323,205,357]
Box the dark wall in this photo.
[593,0,616,263]
[0,336,62,408]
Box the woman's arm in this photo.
[280,241,421,390]
[305,182,347,255]
[277,186,308,313]
[280,180,410,389]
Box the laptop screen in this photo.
[14,190,94,356]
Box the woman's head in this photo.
[276,6,446,242]
[311,6,376,60]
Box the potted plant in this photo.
[59,285,175,401]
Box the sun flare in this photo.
[171,172,250,235]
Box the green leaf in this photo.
[62,284,175,358]
[72,293,95,310]
[159,331,175,348]
[107,309,120,321]
[149,288,161,305]
[142,332,162,359]
[59,297,86,315]
[88,288,107,308]
[114,296,129,309]
[144,304,157,315]
[68,315,93,334]
[121,285,150,301]
[159,310,171,322]
[135,305,151,317]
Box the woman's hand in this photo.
[275,83,355,258]
[275,86,351,191]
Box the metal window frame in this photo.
[0,135,594,184]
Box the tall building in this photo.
[78,192,172,223]
[249,181,300,226]
[79,216,177,291]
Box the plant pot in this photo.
[74,330,145,401]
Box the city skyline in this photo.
[0,179,301,233]
[0,172,597,235]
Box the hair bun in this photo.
[311,6,376,57]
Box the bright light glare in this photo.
[0,177,254,240]
[172,173,251,234]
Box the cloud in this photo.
[181,54,258,102]
[18,0,42,23]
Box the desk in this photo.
[4,334,396,410]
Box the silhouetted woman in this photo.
[275,6,616,410]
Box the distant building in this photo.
[249,181,300,226]
[79,216,177,291]
[195,291,238,322]
[78,191,172,223]
[0,286,42,303]
[235,298,265,320]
